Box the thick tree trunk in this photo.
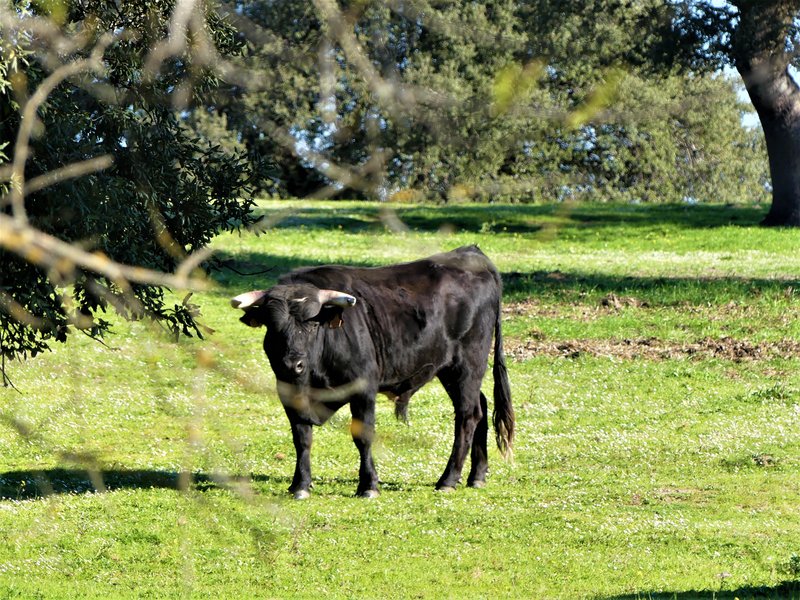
[732,0,800,226]
[757,109,800,226]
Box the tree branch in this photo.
[0,214,211,291]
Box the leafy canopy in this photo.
[0,1,257,376]
[200,0,767,203]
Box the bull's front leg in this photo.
[350,395,379,498]
[286,411,313,500]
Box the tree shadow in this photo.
[388,203,765,233]
[557,203,768,230]
[211,249,800,307]
[258,209,384,232]
[0,468,289,500]
[0,468,423,500]
[603,581,800,600]
[212,202,773,293]
[252,202,769,235]
[211,251,380,290]
[501,270,800,304]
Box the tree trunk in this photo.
[732,0,800,226]
[757,106,800,226]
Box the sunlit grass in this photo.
[1,200,799,599]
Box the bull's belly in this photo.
[378,362,438,399]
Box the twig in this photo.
[0,214,212,291]
[22,155,114,195]
[218,262,275,277]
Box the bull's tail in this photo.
[492,299,514,461]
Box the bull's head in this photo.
[232,284,357,421]
[231,285,356,333]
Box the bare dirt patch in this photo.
[501,296,657,328]
[503,293,652,316]
[503,295,768,322]
[506,336,800,362]
[598,293,650,310]
[630,487,713,506]
[503,298,565,318]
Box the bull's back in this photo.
[282,246,500,377]
[282,245,498,293]
[284,247,498,312]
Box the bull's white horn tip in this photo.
[231,290,268,310]
[317,289,357,308]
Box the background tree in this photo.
[628,0,800,225]
[198,0,767,204]
[210,0,534,200]
[727,0,800,225]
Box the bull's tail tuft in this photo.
[492,299,514,461]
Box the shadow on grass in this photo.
[502,270,800,303]
[0,468,288,500]
[213,249,800,306]
[213,202,779,296]
[0,468,423,500]
[212,251,378,290]
[604,581,800,600]
[255,202,768,234]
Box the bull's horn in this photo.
[317,289,357,307]
[231,290,268,309]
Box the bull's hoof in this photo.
[357,489,379,499]
[435,485,456,493]
[292,490,311,500]
[468,480,486,489]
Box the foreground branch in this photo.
[0,214,211,291]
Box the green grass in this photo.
[2,200,800,599]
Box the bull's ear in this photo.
[316,306,345,329]
[240,311,266,328]
[231,290,269,310]
[232,290,269,327]
[327,310,344,329]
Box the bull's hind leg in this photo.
[435,366,485,491]
[467,392,490,488]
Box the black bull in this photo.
[232,245,514,498]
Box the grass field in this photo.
[1,200,800,599]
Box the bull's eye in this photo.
[294,360,305,375]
